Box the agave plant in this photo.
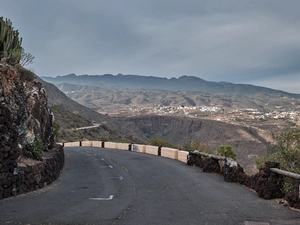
[0,17,22,64]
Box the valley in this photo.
[40,75,300,175]
[57,83,300,130]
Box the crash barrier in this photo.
[61,141,189,164]
[60,141,300,208]
[187,150,300,209]
[270,168,300,199]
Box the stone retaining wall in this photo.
[0,144,64,199]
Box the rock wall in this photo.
[0,62,63,199]
[0,145,64,199]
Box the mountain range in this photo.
[42,74,300,97]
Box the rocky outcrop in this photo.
[187,154,300,209]
[0,62,63,199]
[253,162,284,200]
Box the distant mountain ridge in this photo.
[42,74,300,97]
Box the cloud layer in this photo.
[1,0,300,93]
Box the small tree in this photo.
[255,125,300,194]
[256,125,300,174]
[20,48,35,66]
[217,145,236,159]
[270,126,300,153]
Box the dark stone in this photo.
[202,158,220,173]
[254,166,284,200]
[265,161,280,169]
[31,164,40,175]
[0,124,8,133]
[23,150,33,159]
[187,153,200,166]
[285,187,300,208]
[224,161,248,185]
[259,168,271,177]
[0,173,7,180]
[0,187,3,199]
[0,165,10,173]
[3,188,11,198]
[3,152,8,158]
[9,147,21,160]
[24,167,32,173]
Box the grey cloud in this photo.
[1,0,300,93]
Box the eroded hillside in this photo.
[113,115,268,174]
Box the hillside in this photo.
[36,77,108,123]
[113,115,268,174]
[53,83,300,118]
[37,77,146,144]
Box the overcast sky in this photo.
[1,0,300,93]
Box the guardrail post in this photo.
[101,142,105,148]
[79,141,82,146]
[129,144,132,151]
[62,142,64,147]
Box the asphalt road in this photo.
[0,147,299,225]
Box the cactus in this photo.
[0,17,22,64]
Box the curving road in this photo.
[0,147,299,225]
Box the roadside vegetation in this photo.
[255,125,300,174]
[255,125,300,193]
[149,138,177,148]
[216,145,236,159]
[25,136,46,160]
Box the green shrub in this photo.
[180,141,211,153]
[26,135,45,160]
[149,138,177,148]
[99,134,109,142]
[281,178,295,194]
[216,145,236,159]
[256,125,300,174]
[270,126,300,153]
[255,150,300,174]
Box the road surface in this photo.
[0,147,299,225]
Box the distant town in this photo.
[108,104,300,124]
